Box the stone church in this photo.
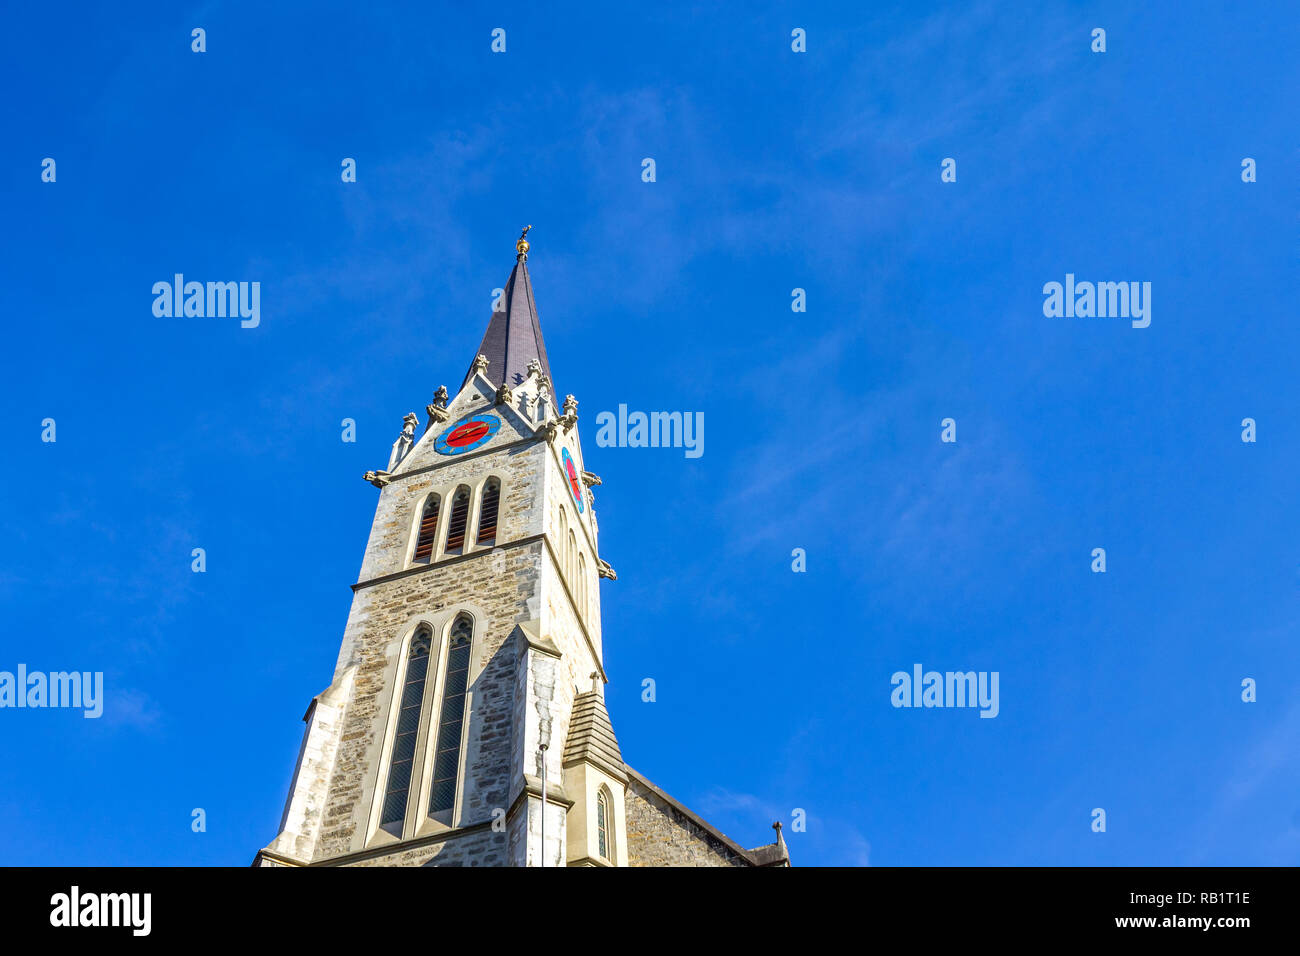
[255,230,789,867]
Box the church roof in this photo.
[562,680,791,866]
[624,767,792,867]
[461,256,555,394]
[562,688,626,780]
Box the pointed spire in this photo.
[462,227,554,393]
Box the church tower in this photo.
[255,230,788,867]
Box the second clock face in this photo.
[434,414,501,456]
[561,447,584,513]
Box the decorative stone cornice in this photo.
[517,621,562,660]
[509,775,574,816]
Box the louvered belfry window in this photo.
[444,487,471,555]
[381,628,431,830]
[429,614,473,816]
[413,495,440,562]
[476,479,500,545]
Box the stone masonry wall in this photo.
[542,433,602,665]
[623,777,751,867]
[352,437,543,593]
[310,428,550,861]
[533,440,606,827]
[316,542,541,859]
[346,827,509,867]
[264,377,621,866]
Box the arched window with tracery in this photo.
[380,627,431,832]
[429,613,473,818]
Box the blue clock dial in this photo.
[434,414,501,456]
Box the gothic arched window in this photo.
[444,486,471,555]
[596,786,611,860]
[380,627,431,831]
[567,530,577,584]
[429,613,473,817]
[558,508,569,574]
[413,495,440,563]
[476,478,500,546]
[577,553,587,617]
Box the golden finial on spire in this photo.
[516,224,532,261]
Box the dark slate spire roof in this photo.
[563,687,626,780]
[461,255,555,393]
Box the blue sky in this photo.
[1,1,1296,866]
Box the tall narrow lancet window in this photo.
[476,479,500,546]
[381,628,431,831]
[558,508,569,576]
[429,614,473,816]
[413,495,440,563]
[596,787,610,859]
[444,486,471,555]
[568,530,578,583]
[578,554,588,616]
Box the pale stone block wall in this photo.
[262,372,635,866]
[318,545,541,859]
[353,438,544,589]
[345,828,509,867]
[623,778,751,867]
[541,436,603,665]
[564,762,628,866]
[265,668,354,861]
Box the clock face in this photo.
[561,447,584,513]
[434,414,501,456]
